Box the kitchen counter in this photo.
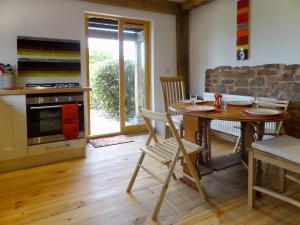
[0,87,91,96]
[0,87,89,173]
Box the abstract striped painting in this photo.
[17,36,81,77]
[236,0,249,60]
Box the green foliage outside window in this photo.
[90,51,136,120]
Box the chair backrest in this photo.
[139,107,187,149]
[259,98,290,135]
[160,76,186,113]
[259,98,289,111]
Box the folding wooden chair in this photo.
[248,135,300,209]
[126,107,208,220]
[160,76,186,138]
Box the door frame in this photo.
[84,13,151,140]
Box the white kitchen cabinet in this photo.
[0,95,27,161]
[28,138,85,156]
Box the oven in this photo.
[26,92,85,145]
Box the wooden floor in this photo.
[0,135,299,225]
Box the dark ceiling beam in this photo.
[176,11,190,95]
[84,0,180,15]
[182,0,213,11]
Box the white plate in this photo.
[228,101,253,106]
[180,99,205,104]
[185,105,215,112]
[244,108,282,116]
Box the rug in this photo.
[90,135,134,148]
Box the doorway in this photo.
[85,14,151,138]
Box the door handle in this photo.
[46,143,70,150]
[30,104,82,110]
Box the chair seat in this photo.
[171,115,183,126]
[140,138,202,165]
[252,135,300,164]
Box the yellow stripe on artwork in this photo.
[19,71,81,77]
[237,7,249,15]
[17,49,80,58]
[236,45,249,51]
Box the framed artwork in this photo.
[17,36,81,77]
[236,0,249,60]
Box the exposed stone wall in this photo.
[205,64,300,138]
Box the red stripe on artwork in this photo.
[237,13,249,24]
[237,0,249,9]
[237,36,248,45]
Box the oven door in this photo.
[27,103,84,145]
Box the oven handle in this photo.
[46,143,70,150]
[29,104,82,110]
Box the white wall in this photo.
[0,0,177,117]
[190,0,300,96]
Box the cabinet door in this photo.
[0,95,27,161]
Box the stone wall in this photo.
[205,64,300,138]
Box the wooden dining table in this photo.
[172,101,290,187]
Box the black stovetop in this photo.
[26,83,81,89]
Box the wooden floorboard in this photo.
[0,135,299,225]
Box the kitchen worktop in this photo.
[0,87,91,96]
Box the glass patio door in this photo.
[119,20,150,133]
[86,14,150,138]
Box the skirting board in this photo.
[0,147,85,173]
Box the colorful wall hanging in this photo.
[17,36,81,77]
[236,0,249,60]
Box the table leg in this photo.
[201,119,211,161]
[207,120,212,160]
[182,115,202,177]
[195,118,210,164]
[181,115,205,188]
[195,119,203,164]
[240,120,258,180]
[255,123,265,197]
[240,122,254,163]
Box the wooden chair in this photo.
[160,76,186,138]
[126,107,208,220]
[233,98,289,153]
[254,98,289,136]
[248,135,300,209]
